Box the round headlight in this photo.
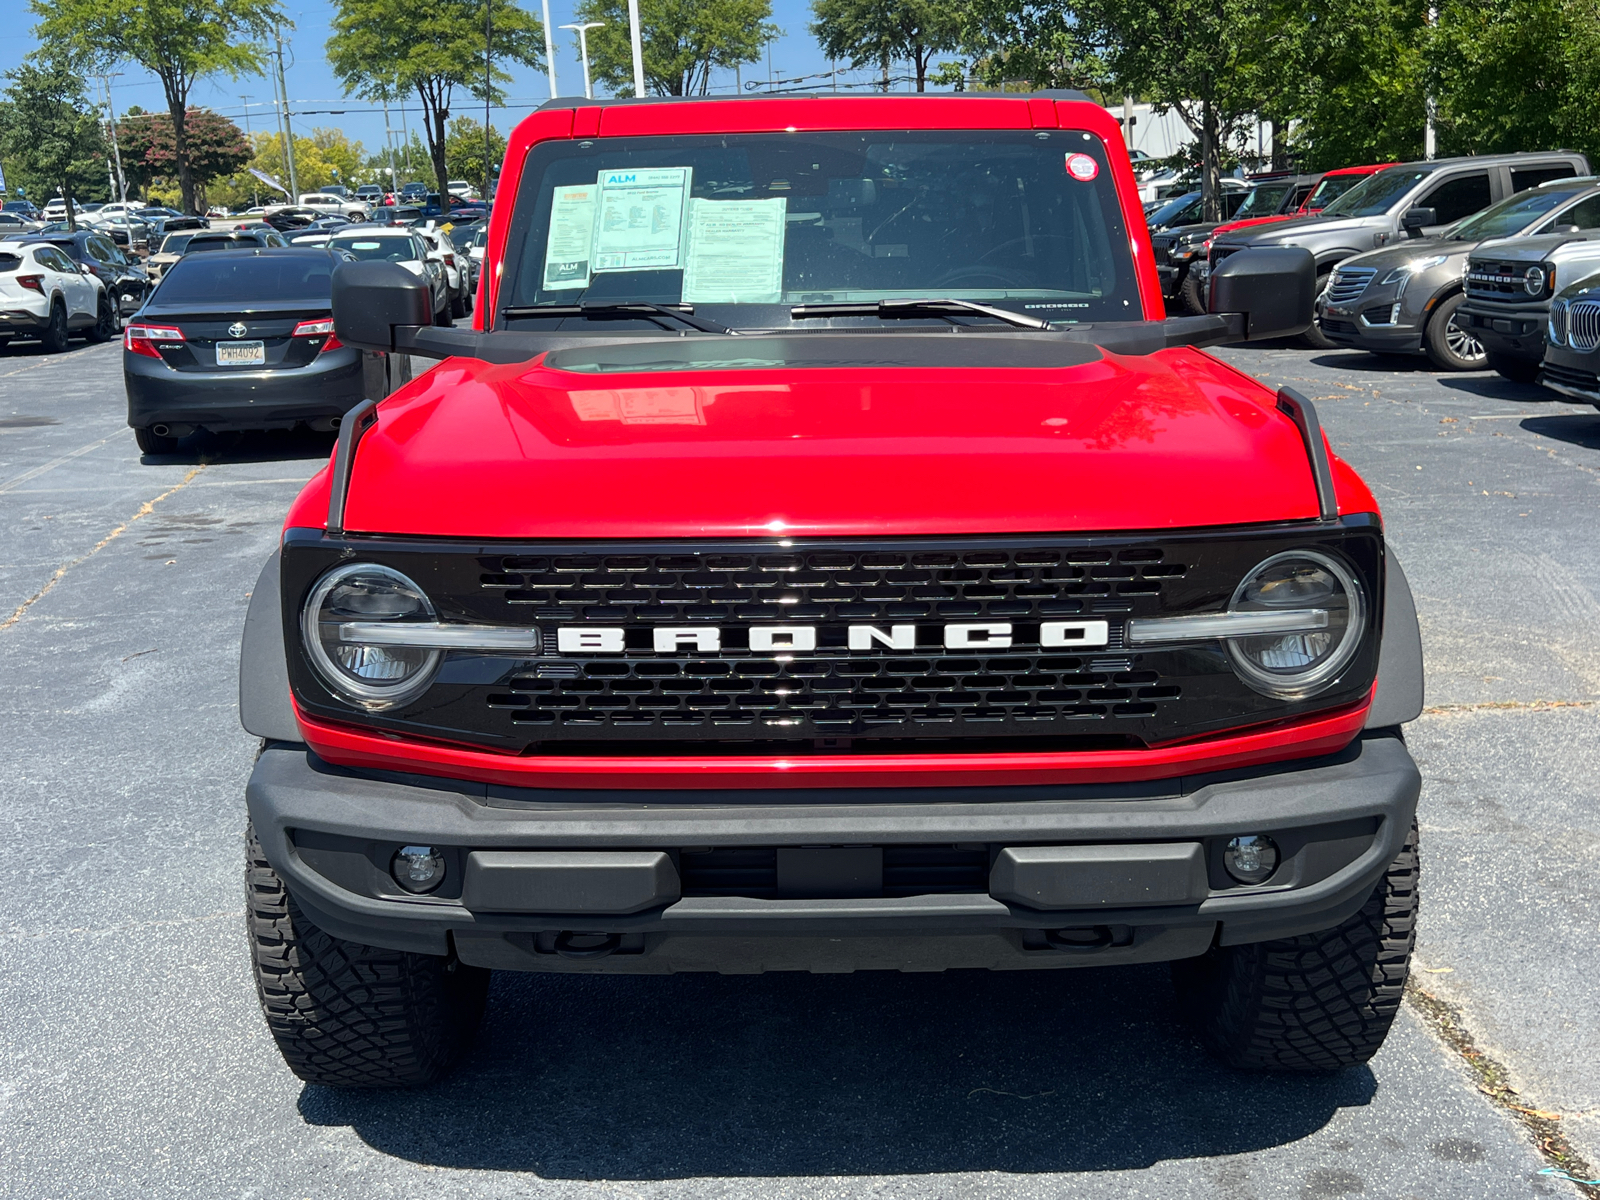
[302,563,442,709]
[1225,551,1366,699]
[1524,266,1547,296]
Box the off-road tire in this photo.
[1172,818,1418,1071]
[40,300,69,353]
[133,426,179,455]
[1179,269,1207,316]
[1486,351,1541,384]
[245,822,489,1088]
[87,294,117,343]
[1296,270,1337,349]
[1422,292,1486,371]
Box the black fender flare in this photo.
[1367,552,1425,727]
[239,547,299,742]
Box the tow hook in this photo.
[554,931,623,959]
[1043,926,1118,952]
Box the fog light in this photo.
[392,845,446,893]
[1224,835,1279,885]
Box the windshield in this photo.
[154,254,334,303]
[1452,185,1595,239]
[1147,191,1200,229]
[1231,181,1292,219]
[1303,173,1369,210]
[331,236,417,262]
[501,129,1137,327]
[1320,168,1431,218]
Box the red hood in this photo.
[334,347,1336,539]
[1213,214,1301,237]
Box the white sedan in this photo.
[0,240,114,352]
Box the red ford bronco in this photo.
[239,92,1423,1088]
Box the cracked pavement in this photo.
[0,336,1595,1198]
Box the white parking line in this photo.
[0,432,125,495]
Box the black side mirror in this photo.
[1402,206,1437,235]
[1208,246,1316,340]
[331,260,434,351]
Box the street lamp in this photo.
[561,22,605,100]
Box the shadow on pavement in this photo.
[1306,350,1439,373]
[138,426,336,466]
[1522,412,1600,450]
[298,965,1374,1178]
[1435,376,1554,402]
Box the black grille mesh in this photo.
[477,547,1185,734]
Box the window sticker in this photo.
[592,167,691,271]
[1065,153,1099,182]
[542,183,596,289]
[681,197,787,304]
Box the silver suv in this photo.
[1209,152,1589,347]
[1315,178,1600,370]
[1459,233,1600,382]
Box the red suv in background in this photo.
[237,94,1424,1089]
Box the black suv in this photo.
[18,230,151,316]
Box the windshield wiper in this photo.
[499,300,737,334]
[789,298,1051,330]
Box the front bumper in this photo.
[247,731,1420,974]
[124,345,365,431]
[1458,299,1547,360]
[1539,343,1600,405]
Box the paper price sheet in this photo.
[682,197,787,305]
[542,183,597,290]
[592,167,692,271]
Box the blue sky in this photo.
[0,0,929,163]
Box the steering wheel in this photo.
[975,234,1073,263]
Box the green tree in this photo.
[1077,0,1289,219]
[1425,0,1600,161]
[0,53,107,229]
[573,0,775,96]
[327,0,542,199]
[444,116,505,190]
[811,0,962,92]
[1271,0,1422,170]
[31,0,282,215]
[954,0,1101,92]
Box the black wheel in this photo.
[434,296,452,327]
[1486,351,1541,384]
[133,426,179,455]
[450,286,467,318]
[1172,818,1417,1071]
[87,293,117,343]
[1180,269,1207,316]
[1421,292,1484,370]
[1295,271,1337,349]
[245,822,489,1089]
[40,300,69,353]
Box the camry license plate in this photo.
[216,340,265,366]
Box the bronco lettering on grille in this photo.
[555,621,1111,654]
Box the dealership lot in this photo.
[1,338,1597,1198]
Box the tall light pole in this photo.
[627,0,645,97]
[561,23,604,100]
[485,0,493,202]
[541,0,558,98]
[240,95,260,206]
[99,73,127,205]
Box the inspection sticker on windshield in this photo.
[682,197,786,304]
[592,167,691,271]
[1065,153,1099,182]
[543,183,596,289]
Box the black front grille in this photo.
[282,525,1386,753]
[680,845,989,897]
[1319,317,1357,336]
[1540,360,1600,393]
[1465,261,1529,300]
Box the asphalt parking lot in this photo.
[2,334,1598,1199]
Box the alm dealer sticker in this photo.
[1065,153,1099,182]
